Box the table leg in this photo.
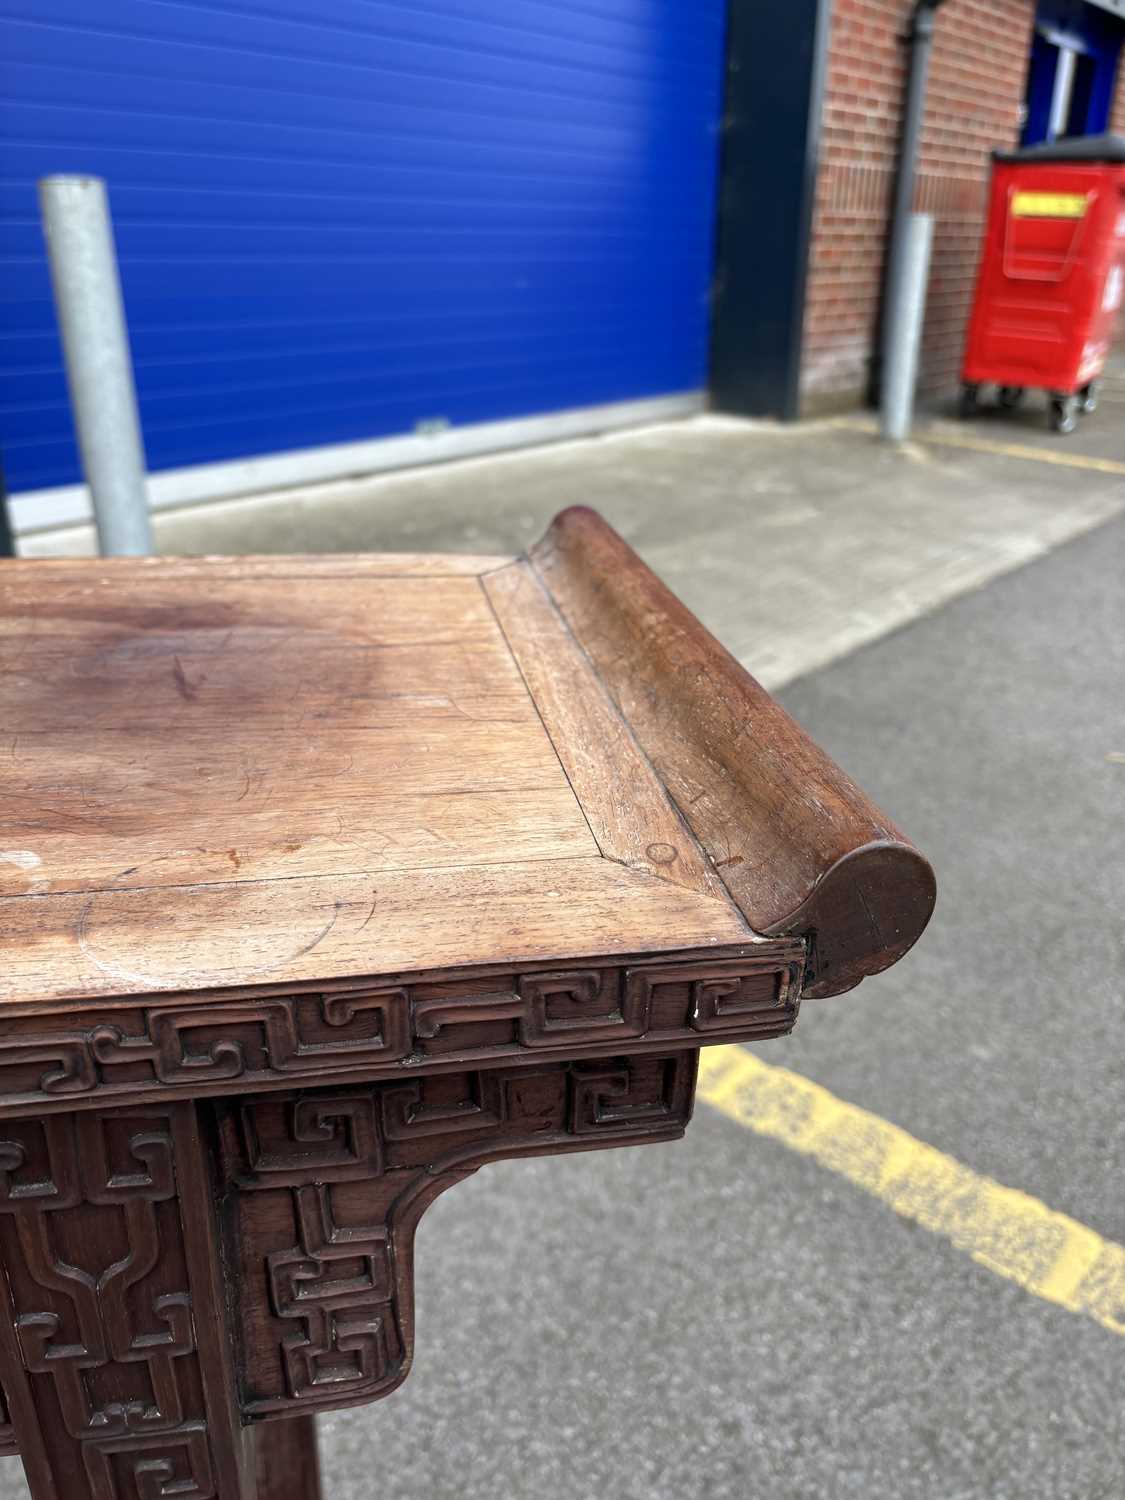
[252,1417,322,1500]
[0,1052,698,1494]
[0,1102,252,1498]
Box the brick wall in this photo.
[801,0,1036,409]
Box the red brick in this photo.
[801,0,1036,403]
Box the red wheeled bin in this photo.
[960,133,1125,434]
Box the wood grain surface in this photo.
[482,558,732,902]
[528,507,936,997]
[253,1417,322,1500]
[0,574,562,878]
[0,860,752,1004]
[2,512,933,1007]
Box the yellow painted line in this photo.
[698,1045,1125,1336]
[833,416,1125,476]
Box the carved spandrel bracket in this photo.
[0,951,801,1116]
[215,1051,698,1421]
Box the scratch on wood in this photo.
[73,894,342,987]
[171,656,199,701]
[855,882,884,948]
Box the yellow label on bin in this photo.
[1011,191,1089,219]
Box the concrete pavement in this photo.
[18,358,1125,692]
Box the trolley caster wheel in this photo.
[1049,395,1078,436]
[958,383,981,419]
[1079,381,1100,415]
[998,386,1025,410]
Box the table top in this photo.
[0,510,935,1009]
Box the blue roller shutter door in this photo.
[0,1,727,494]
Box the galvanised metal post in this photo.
[39,175,153,556]
[880,0,948,423]
[880,212,935,441]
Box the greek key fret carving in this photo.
[380,1071,507,1139]
[268,1184,398,1403]
[92,989,412,1084]
[518,969,648,1044]
[568,1056,694,1134]
[628,958,798,1036]
[0,1106,230,1500]
[0,949,802,1116]
[4,1040,98,1099]
[225,1093,383,1190]
[219,1052,696,1419]
[0,1117,82,1209]
[411,991,526,1041]
[81,1424,214,1500]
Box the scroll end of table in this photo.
[766,841,937,999]
[524,507,937,1001]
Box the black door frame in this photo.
[709,0,832,420]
